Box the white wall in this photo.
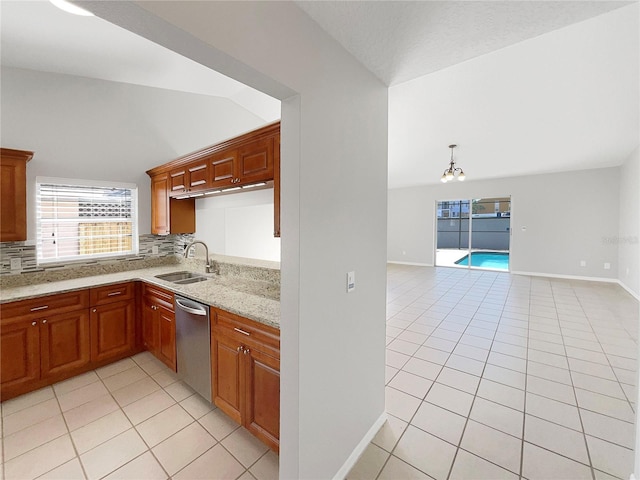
[618,147,640,298]
[0,67,269,237]
[85,2,389,478]
[195,188,280,262]
[388,167,621,280]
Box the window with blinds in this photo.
[36,178,138,263]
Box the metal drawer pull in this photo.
[42,319,47,324]
[31,321,37,326]
[30,305,48,312]
[107,291,122,296]
[233,327,250,336]
[243,348,250,355]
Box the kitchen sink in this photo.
[155,271,209,285]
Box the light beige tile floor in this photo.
[3,265,638,480]
[349,264,639,480]
[1,352,278,480]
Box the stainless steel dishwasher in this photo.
[175,296,211,402]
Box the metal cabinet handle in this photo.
[92,308,97,313]
[42,319,47,324]
[237,346,243,352]
[234,327,250,336]
[107,291,122,297]
[30,305,48,312]
[31,321,37,326]
[243,348,250,355]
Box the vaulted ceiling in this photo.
[1,1,637,188]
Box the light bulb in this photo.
[458,171,465,181]
[446,170,454,180]
[441,174,448,183]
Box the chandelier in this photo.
[440,144,465,183]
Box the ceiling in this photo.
[296,1,632,86]
[0,0,281,122]
[1,1,638,188]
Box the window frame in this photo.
[36,176,139,265]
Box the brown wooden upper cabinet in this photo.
[209,149,238,188]
[149,171,195,235]
[169,159,209,195]
[0,148,33,242]
[146,122,281,237]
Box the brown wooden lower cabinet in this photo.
[212,333,243,423]
[0,310,91,399]
[244,345,280,448]
[0,284,137,400]
[212,308,280,452]
[41,310,91,378]
[157,305,176,370]
[0,282,280,454]
[142,283,176,371]
[90,300,135,363]
[0,318,41,393]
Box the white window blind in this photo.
[37,178,138,263]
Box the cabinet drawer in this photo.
[90,282,134,306]
[143,283,174,310]
[213,308,280,354]
[1,290,90,323]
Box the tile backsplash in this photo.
[0,234,194,276]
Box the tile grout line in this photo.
[554,282,596,480]
[518,275,532,480]
[445,271,511,480]
[571,285,634,480]
[377,268,485,479]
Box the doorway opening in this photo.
[435,196,511,271]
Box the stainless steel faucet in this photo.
[184,240,212,273]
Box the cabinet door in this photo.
[90,301,135,363]
[0,150,31,242]
[142,300,159,354]
[211,333,243,424]
[41,310,90,379]
[273,133,280,238]
[187,161,209,191]
[209,150,237,187]
[244,347,280,452]
[237,137,274,185]
[169,168,188,194]
[157,305,176,371]
[150,173,170,235]
[0,319,40,392]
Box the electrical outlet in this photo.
[10,258,21,270]
[604,262,611,270]
[580,260,586,267]
[152,245,159,255]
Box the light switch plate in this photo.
[10,258,21,270]
[347,271,355,293]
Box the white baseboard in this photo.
[510,271,620,284]
[618,280,640,301]
[387,261,433,267]
[333,412,387,480]
[511,271,640,301]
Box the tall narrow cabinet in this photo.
[0,148,33,242]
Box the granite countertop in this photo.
[0,264,280,329]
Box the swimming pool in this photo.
[455,252,509,270]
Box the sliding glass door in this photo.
[435,197,511,271]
